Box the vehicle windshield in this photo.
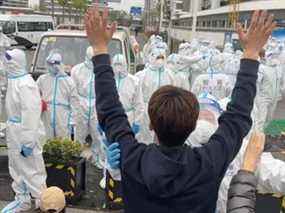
[34,36,123,73]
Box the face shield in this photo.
[46,52,63,76]
[112,54,128,77]
[198,92,223,125]
[223,43,234,54]
[148,47,166,70]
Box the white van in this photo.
[0,14,54,48]
[31,27,139,79]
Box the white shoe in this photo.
[1,200,31,213]
[99,176,106,189]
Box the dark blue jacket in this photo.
[93,55,259,213]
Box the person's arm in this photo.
[227,170,258,213]
[227,132,265,213]
[200,11,276,178]
[20,82,42,148]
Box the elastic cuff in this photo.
[92,54,111,67]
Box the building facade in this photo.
[165,0,285,49]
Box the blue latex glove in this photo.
[107,142,121,169]
[132,123,140,135]
[20,145,33,157]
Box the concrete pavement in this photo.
[0,201,122,213]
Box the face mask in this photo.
[47,64,60,76]
[153,59,165,69]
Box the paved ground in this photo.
[0,201,121,212]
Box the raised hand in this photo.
[237,10,276,60]
[242,132,265,173]
[84,3,117,56]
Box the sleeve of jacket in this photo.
[93,54,147,174]
[227,170,258,213]
[200,59,259,178]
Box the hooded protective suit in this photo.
[71,47,100,145]
[167,53,203,90]
[254,57,283,131]
[2,49,46,213]
[136,44,173,144]
[221,43,241,85]
[191,53,232,100]
[70,47,104,166]
[37,51,79,139]
[112,54,144,139]
[142,35,163,65]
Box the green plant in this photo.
[43,138,82,165]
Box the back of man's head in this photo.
[148,86,200,147]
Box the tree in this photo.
[58,0,69,24]
[71,0,88,24]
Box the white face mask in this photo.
[153,59,165,69]
[47,64,60,76]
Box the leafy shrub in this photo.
[43,138,82,165]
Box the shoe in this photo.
[99,176,106,189]
[1,200,31,213]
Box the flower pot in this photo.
[45,157,86,205]
[105,171,124,210]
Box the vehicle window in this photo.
[0,21,16,34]
[35,36,122,74]
[17,22,53,32]
[130,44,135,63]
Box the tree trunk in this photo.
[68,3,72,23]
[62,6,65,24]
[51,0,55,19]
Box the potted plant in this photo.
[43,138,85,204]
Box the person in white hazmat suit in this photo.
[254,49,283,131]
[0,26,11,123]
[37,51,79,140]
[191,53,232,100]
[167,53,204,91]
[71,47,104,166]
[111,54,144,139]
[136,43,173,144]
[1,49,47,213]
[142,35,163,65]
[97,54,145,188]
[221,43,241,85]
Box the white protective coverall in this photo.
[254,55,283,131]
[0,26,11,122]
[191,53,232,100]
[167,53,203,90]
[71,47,99,145]
[71,47,104,166]
[112,54,145,140]
[2,49,47,213]
[221,43,241,85]
[37,51,79,140]
[136,43,173,144]
[142,35,163,65]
